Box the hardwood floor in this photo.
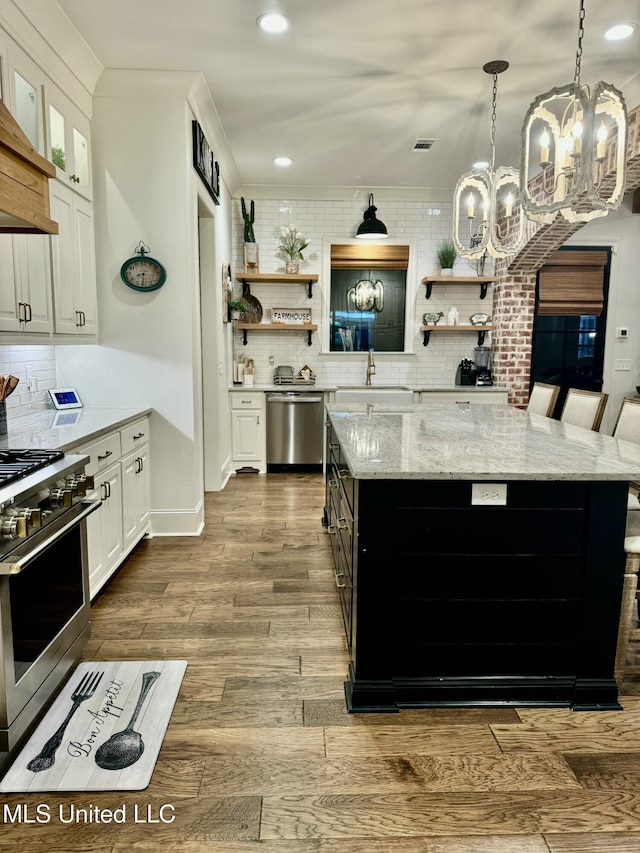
[4,471,640,851]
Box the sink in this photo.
[334,386,414,404]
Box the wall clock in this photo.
[120,242,167,292]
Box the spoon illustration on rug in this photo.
[94,670,161,770]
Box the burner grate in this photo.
[0,449,64,485]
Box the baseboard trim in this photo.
[150,500,205,537]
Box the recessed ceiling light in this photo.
[257,13,290,34]
[604,22,638,40]
[274,156,293,167]
[473,160,490,170]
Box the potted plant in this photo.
[241,197,259,271]
[228,300,245,321]
[277,224,309,274]
[436,240,457,276]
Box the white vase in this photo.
[440,267,454,276]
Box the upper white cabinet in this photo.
[44,86,92,200]
[0,234,52,334]
[7,50,45,153]
[49,180,98,337]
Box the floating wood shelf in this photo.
[236,322,318,346]
[420,324,494,346]
[422,275,498,300]
[235,272,319,299]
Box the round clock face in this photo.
[120,257,167,292]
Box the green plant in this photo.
[436,240,457,270]
[228,300,245,312]
[240,197,255,243]
[277,224,309,260]
[51,145,65,170]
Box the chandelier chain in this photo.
[489,73,498,170]
[574,0,585,85]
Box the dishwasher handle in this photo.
[266,393,323,403]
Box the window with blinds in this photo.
[537,249,609,316]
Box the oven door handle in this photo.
[0,499,101,576]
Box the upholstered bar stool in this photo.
[527,382,560,417]
[560,388,608,431]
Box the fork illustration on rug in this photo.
[26,670,104,773]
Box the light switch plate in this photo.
[615,359,631,371]
[471,483,507,506]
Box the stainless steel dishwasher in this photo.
[266,391,324,469]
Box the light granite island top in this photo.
[324,402,633,713]
[326,402,640,480]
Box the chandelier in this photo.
[347,278,384,312]
[520,0,627,224]
[453,61,525,260]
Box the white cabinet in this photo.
[419,390,509,404]
[76,416,152,598]
[50,180,98,337]
[44,86,92,200]
[0,234,52,334]
[7,49,45,153]
[230,391,266,472]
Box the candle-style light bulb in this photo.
[596,121,607,160]
[467,193,475,219]
[481,200,489,223]
[540,127,550,166]
[572,119,583,156]
[505,193,514,218]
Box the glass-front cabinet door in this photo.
[7,51,45,152]
[45,86,92,200]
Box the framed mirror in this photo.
[322,240,416,353]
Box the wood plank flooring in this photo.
[3,471,640,851]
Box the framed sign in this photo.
[271,307,312,325]
[192,121,220,204]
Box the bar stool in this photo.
[527,382,560,417]
[560,388,608,431]
[614,512,640,685]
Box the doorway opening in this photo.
[530,246,611,419]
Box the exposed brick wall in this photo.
[493,104,640,405]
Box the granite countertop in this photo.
[0,406,152,452]
[229,384,509,393]
[327,402,640,481]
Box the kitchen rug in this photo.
[0,659,187,792]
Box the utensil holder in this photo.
[0,402,6,436]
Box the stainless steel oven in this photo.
[0,450,99,768]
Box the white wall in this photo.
[564,193,640,434]
[54,76,218,535]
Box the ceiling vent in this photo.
[412,138,438,151]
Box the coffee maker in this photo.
[455,358,476,386]
[474,346,493,386]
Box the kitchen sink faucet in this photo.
[365,349,376,386]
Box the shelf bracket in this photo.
[307,330,313,346]
[242,328,248,345]
[422,330,431,347]
[425,281,434,300]
[477,330,487,345]
[479,282,488,299]
[306,279,314,299]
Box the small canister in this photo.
[447,306,459,325]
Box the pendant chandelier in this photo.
[520,0,627,224]
[347,278,384,312]
[453,61,525,260]
[355,194,388,239]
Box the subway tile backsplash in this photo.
[232,196,496,387]
[0,345,57,421]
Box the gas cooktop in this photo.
[0,449,64,486]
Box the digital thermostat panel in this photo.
[48,388,83,410]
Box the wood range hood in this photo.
[0,100,58,235]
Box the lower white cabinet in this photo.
[75,416,151,598]
[230,391,266,472]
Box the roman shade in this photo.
[330,243,409,270]
[537,249,608,316]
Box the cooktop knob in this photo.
[49,487,73,508]
[1,515,27,539]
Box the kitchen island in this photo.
[324,403,640,712]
